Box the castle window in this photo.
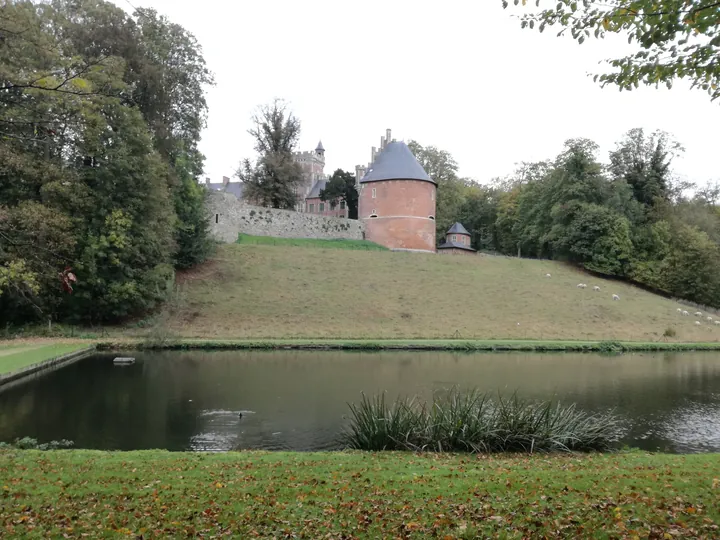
[428,215,435,220]
[452,235,457,242]
[309,204,314,212]
[330,202,336,210]
[340,201,346,210]
[319,203,325,211]
[215,214,219,224]
[370,209,377,218]
[431,190,435,201]
[372,188,376,198]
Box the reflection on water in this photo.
[0,350,719,452]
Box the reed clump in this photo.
[344,389,619,453]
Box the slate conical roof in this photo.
[315,140,325,152]
[360,141,435,184]
[447,222,470,235]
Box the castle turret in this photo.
[437,222,476,255]
[358,140,437,252]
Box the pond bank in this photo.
[0,343,95,385]
[0,449,717,537]
[95,338,720,352]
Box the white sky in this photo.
[113,0,719,185]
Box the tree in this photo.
[407,141,467,241]
[609,128,683,207]
[238,100,304,209]
[320,169,358,219]
[505,1,720,101]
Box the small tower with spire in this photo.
[315,140,325,163]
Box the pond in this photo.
[1,350,719,453]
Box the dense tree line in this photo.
[414,130,720,308]
[0,0,214,324]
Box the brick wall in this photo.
[359,179,437,251]
[207,191,364,243]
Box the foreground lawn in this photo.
[0,343,90,375]
[1,450,718,538]
[167,244,719,342]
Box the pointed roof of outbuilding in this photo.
[315,140,325,152]
[447,222,470,235]
[360,141,435,184]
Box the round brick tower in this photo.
[358,141,437,252]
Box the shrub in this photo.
[1,437,74,450]
[344,389,620,453]
[663,327,677,338]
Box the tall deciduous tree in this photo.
[505,1,720,101]
[609,128,682,208]
[320,169,358,219]
[407,141,467,242]
[238,100,304,209]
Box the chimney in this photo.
[222,175,230,186]
[386,128,392,144]
[380,136,386,150]
[205,177,210,185]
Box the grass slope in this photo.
[0,343,89,375]
[237,233,387,250]
[1,450,718,538]
[168,244,718,341]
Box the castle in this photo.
[206,128,443,253]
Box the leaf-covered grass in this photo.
[0,343,90,375]
[236,233,387,250]
[1,450,718,538]
[163,244,720,341]
[344,391,619,453]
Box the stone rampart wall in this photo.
[207,191,365,243]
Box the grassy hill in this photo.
[165,242,720,342]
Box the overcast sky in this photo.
[113,0,718,185]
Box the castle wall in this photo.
[207,191,364,242]
[359,179,437,252]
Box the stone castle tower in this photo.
[357,130,437,252]
[293,141,326,211]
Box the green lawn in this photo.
[0,343,90,375]
[0,450,718,537]
[168,243,720,342]
[237,233,387,250]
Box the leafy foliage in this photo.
[237,100,304,209]
[320,169,358,219]
[0,0,214,324]
[505,0,720,101]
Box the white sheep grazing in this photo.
[545,273,551,278]
[695,321,702,326]
[708,316,714,322]
[682,310,690,316]
[577,283,587,289]
[677,308,683,313]
[612,294,620,301]
[695,311,703,317]
[715,321,720,326]
[593,286,601,291]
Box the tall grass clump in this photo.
[344,390,620,453]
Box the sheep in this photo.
[577,283,587,289]
[715,321,720,326]
[694,311,703,317]
[708,316,714,322]
[677,308,683,313]
[545,273,551,278]
[612,294,620,301]
[695,321,702,326]
[593,286,601,291]
[682,310,690,316]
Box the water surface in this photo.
[1,350,719,452]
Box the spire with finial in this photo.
[315,140,325,155]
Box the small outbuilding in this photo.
[437,223,476,255]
